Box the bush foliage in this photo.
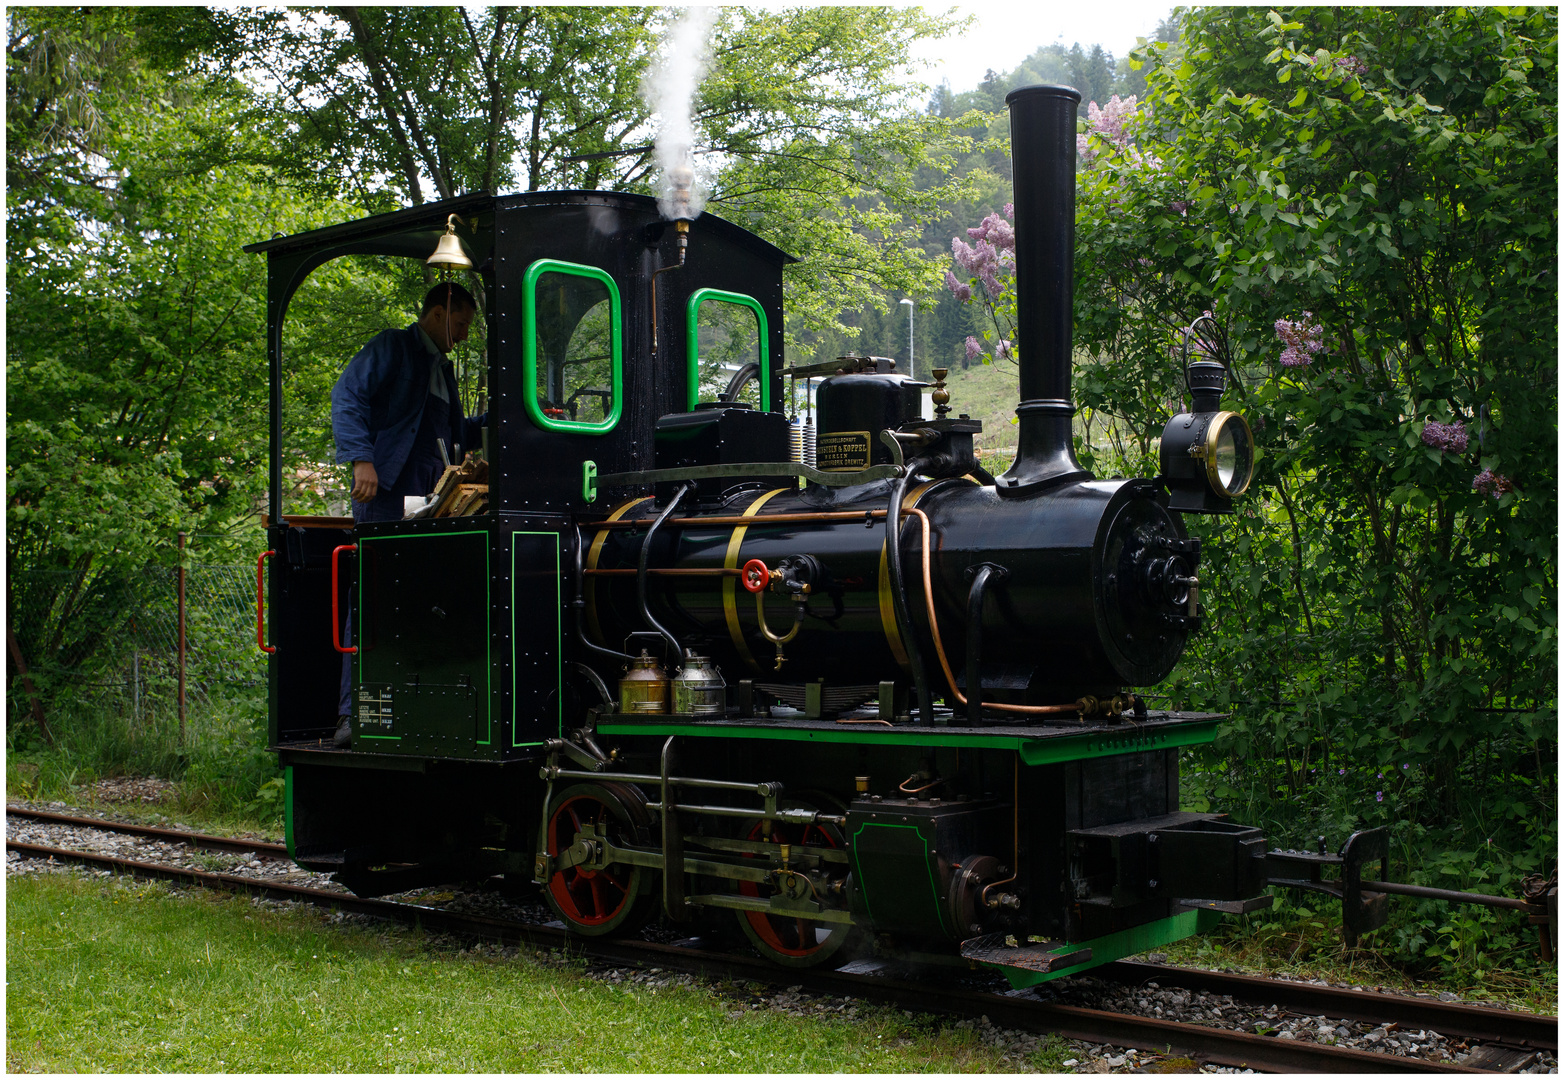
[1074,7,1556,973]
[947,7,1555,976]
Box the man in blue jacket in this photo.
[332,282,482,523]
[330,282,484,745]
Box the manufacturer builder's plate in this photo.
[357,684,393,729]
[816,430,873,471]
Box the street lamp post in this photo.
[898,298,914,381]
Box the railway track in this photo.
[9,806,1555,1073]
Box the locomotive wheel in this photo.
[543,783,656,937]
[735,795,853,968]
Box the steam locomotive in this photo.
[252,86,1391,984]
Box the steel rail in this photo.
[7,806,289,859]
[1094,960,1557,1052]
[9,836,1500,1073]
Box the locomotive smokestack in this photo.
[998,84,1091,496]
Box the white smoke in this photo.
[643,7,718,220]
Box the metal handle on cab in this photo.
[331,544,358,655]
[256,550,277,654]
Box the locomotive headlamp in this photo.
[1159,357,1254,513]
[427,214,473,272]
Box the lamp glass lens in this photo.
[1213,420,1251,494]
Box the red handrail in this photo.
[332,544,358,654]
[256,550,277,654]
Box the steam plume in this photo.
[643,7,718,220]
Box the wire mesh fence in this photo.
[9,562,266,732]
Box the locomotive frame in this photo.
[250,85,1395,983]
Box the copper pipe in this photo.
[980,758,1021,908]
[591,509,888,530]
[836,717,893,726]
[584,568,742,577]
[590,501,1081,717]
[904,507,1079,717]
[898,774,943,795]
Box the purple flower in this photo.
[951,237,977,271]
[944,269,972,303]
[1377,772,1383,779]
[967,212,1015,252]
[1275,312,1326,368]
[1376,791,1383,802]
[1402,763,1409,770]
[995,339,1013,360]
[1077,95,1138,165]
[1421,421,1468,453]
[1002,202,1014,221]
[964,336,984,362]
[1472,469,1515,498]
[952,236,1004,297]
[1334,55,1368,77]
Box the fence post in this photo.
[177,531,187,743]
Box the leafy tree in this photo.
[213,5,975,339]
[1063,7,1555,962]
[940,6,1555,969]
[6,8,348,690]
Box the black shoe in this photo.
[333,716,352,748]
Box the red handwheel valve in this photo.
[741,558,770,594]
[256,550,277,654]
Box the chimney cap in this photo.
[1005,84,1082,107]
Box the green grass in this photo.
[8,687,284,833]
[7,873,1068,1072]
[1146,899,1558,1015]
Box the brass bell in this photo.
[426,214,472,271]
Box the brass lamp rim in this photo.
[1191,410,1254,498]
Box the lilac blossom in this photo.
[995,339,1014,360]
[1334,55,1368,77]
[944,269,972,303]
[1420,421,1468,453]
[964,336,984,362]
[1471,469,1515,498]
[1275,312,1326,368]
[952,236,1005,298]
[966,211,1015,252]
[1077,95,1137,164]
[1002,202,1014,220]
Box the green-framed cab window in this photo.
[523,259,623,434]
[686,288,770,412]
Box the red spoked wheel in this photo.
[736,797,853,968]
[543,783,655,937]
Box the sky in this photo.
[910,1,1175,94]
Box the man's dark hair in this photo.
[421,282,477,316]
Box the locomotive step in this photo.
[960,933,1093,974]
